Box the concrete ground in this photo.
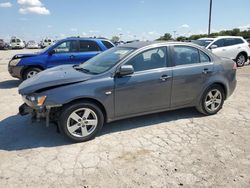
[0,49,250,188]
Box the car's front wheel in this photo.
[59,102,104,142]
[196,85,225,115]
[23,67,42,80]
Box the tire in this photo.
[235,53,247,67]
[59,102,104,142]
[23,67,42,80]
[196,85,225,115]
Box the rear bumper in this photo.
[228,79,237,98]
[8,65,23,79]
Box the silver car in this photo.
[18,41,237,142]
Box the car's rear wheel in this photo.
[236,53,246,67]
[23,67,42,80]
[59,102,104,142]
[196,85,225,115]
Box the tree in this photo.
[157,33,172,41]
[111,36,120,43]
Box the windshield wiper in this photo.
[73,65,90,73]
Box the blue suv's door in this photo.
[46,40,79,68]
[74,40,102,64]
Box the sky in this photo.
[0,0,250,42]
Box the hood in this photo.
[19,65,92,95]
[13,53,39,59]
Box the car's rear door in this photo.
[75,40,102,64]
[114,47,173,117]
[170,45,214,107]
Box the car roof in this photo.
[66,37,111,42]
[215,36,244,39]
[118,41,196,49]
[198,38,214,40]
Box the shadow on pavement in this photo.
[0,108,202,151]
[101,108,201,135]
[0,79,21,89]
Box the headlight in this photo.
[9,59,21,66]
[26,95,47,107]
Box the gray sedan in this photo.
[18,41,237,142]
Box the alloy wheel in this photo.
[27,70,38,78]
[237,55,246,66]
[204,89,222,112]
[66,108,98,138]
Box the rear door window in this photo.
[199,50,211,62]
[79,40,100,52]
[224,38,236,46]
[173,46,200,66]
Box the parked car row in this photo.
[0,37,55,50]
[193,36,250,67]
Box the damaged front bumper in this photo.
[19,103,61,127]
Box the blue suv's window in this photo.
[54,41,78,53]
[79,40,100,52]
[101,40,114,49]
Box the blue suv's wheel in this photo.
[23,67,42,80]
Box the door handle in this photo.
[202,68,213,74]
[160,75,171,81]
[222,49,226,51]
[69,55,75,59]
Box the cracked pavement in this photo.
[0,50,250,187]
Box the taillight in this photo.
[248,44,250,48]
[233,62,237,70]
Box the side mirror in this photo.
[49,49,55,55]
[117,65,134,76]
[210,44,218,49]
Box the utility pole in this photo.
[208,0,213,36]
[173,31,177,40]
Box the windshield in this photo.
[77,47,135,74]
[193,39,213,47]
[39,45,52,53]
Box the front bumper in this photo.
[19,102,52,126]
[8,65,24,79]
[19,103,33,116]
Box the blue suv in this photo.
[8,38,114,80]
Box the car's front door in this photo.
[114,47,172,117]
[170,45,214,107]
[209,39,229,58]
[46,40,79,68]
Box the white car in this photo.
[26,40,39,49]
[40,38,53,48]
[10,37,25,49]
[194,36,250,67]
